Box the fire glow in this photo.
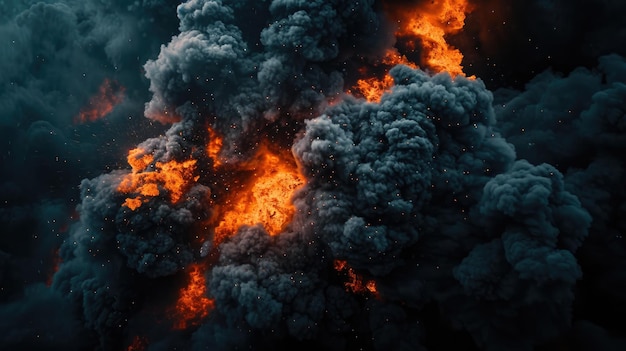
[117,148,198,211]
[115,121,306,332]
[75,78,125,124]
[45,249,61,287]
[352,0,473,102]
[125,335,148,351]
[352,50,418,102]
[172,263,215,330]
[389,0,472,76]
[334,260,379,297]
[206,127,224,168]
[212,144,305,245]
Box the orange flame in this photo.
[125,335,148,351]
[212,144,305,245]
[352,50,418,102]
[333,259,379,297]
[75,78,125,124]
[388,0,473,76]
[206,127,224,168]
[351,0,473,102]
[117,148,198,210]
[172,263,215,330]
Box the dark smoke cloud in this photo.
[494,53,626,350]
[1,0,626,350]
[294,67,590,350]
[143,0,388,155]
[0,0,179,348]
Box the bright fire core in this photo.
[117,148,198,211]
[352,0,473,102]
[212,144,305,245]
[172,263,215,330]
[393,0,472,76]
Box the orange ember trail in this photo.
[172,263,215,330]
[212,145,305,245]
[75,78,125,124]
[117,148,198,210]
[334,259,379,297]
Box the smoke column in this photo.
[1,1,626,351]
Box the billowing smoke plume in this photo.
[1,1,626,351]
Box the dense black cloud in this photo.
[294,67,591,350]
[294,67,514,275]
[494,53,626,350]
[1,0,626,350]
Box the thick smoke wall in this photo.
[0,0,180,305]
[1,0,626,350]
[293,66,590,350]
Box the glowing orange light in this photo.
[172,263,215,330]
[387,0,473,76]
[212,144,305,245]
[352,49,418,102]
[351,0,473,102]
[117,147,198,210]
[46,248,62,287]
[126,335,148,351]
[206,127,224,167]
[75,78,125,124]
[334,259,379,297]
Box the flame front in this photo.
[172,263,215,330]
[125,335,148,351]
[117,148,198,211]
[352,0,473,102]
[75,78,125,124]
[389,0,472,76]
[212,144,305,245]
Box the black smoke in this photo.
[1,0,625,350]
